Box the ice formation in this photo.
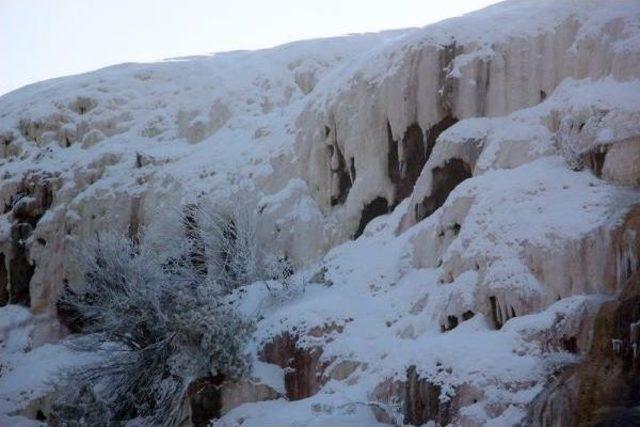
[1,0,640,425]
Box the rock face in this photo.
[527,271,640,427]
[1,1,640,426]
[297,0,640,246]
[1,172,56,307]
[575,271,640,426]
[260,332,326,400]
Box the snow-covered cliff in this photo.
[1,0,640,425]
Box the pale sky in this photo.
[0,0,500,96]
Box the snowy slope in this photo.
[1,0,640,426]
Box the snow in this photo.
[0,306,92,426]
[0,0,639,425]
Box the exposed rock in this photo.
[602,138,640,186]
[326,360,362,382]
[416,158,472,223]
[188,377,282,426]
[1,2,640,425]
[557,107,640,186]
[187,376,224,427]
[8,222,35,306]
[299,0,640,241]
[527,370,578,427]
[399,135,483,232]
[260,332,327,400]
[0,253,8,306]
[404,365,450,426]
[573,271,640,426]
[1,172,57,307]
[220,380,281,415]
[354,196,389,238]
[371,367,484,426]
[387,122,426,204]
[328,135,352,207]
[488,295,516,330]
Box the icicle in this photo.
[331,172,340,200]
[612,338,623,354]
[330,148,340,171]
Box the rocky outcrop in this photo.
[403,365,451,426]
[371,367,484,427]
[299,1,640,243]
[0,172,57,307]
[527,273,640,427]
[573,270,640,426]
[525,208,640,426]
[1,2,640,426]
[260,332,325,400]
[259,325,342,401]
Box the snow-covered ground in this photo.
[1,0,640,425]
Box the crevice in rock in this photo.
[0,253,8,306]
[584,146,608,178]
[489,296,502,329]
[354,197,389,239]
[349,157,356,184]
[438,43,462,116]
[404,365,450,426]
[387,122,426,203]
[415,158,472,222]
[489,296,517,330]
[540,90,547,102]
[561,336,578,354]
[443,315,458,332]
[9,223,35,306]
[5,172,57,310]
[188,375,224,427]
[328,141,352,206]
[441,311,475,332]
[260,332,327,401]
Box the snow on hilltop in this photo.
[1,0,640,425]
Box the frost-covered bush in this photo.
[52,203,291,425]
[557,110,608,172]
[180,203,294,291]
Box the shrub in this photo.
[52,203,291,425]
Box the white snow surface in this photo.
[1,0,640,426]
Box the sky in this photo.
[0,0,501,96]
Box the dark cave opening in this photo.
[354,197,389,239]
[329,143,353,206]
[415,158,472,222]
[388,116,459,207]
[387,122,425,204]
[188,376,224,427]
[8,223,35,306]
